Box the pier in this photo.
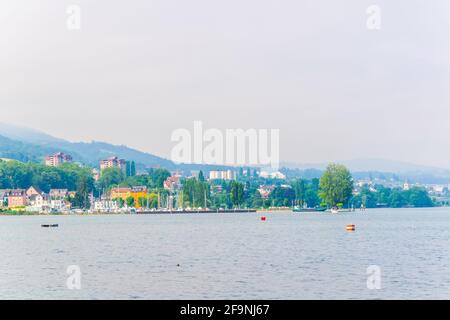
[136,209,256,214]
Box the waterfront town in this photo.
[0,151,444,214]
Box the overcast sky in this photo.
[1,0,449,168]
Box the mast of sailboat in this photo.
[157,191,160,209]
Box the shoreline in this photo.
[0,206,442,216]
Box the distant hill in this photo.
[282,158,450,184]
[0,123,176,169]
[0,134,64,163]
[0,122,65,145]
[55,140,176,169]
[4,123,450,183]
[282,158,450,174]
[0,123,231,172]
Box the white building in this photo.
[433,185,446,194]
[94,200,119,212]
[259,171,286,180]
[33,194,48,206]
[49,189,69,199]
[209,170,236,180]
[164,175,182,192]
[25,192,51,213]
[0,190,7,208]
[50,199,70,211]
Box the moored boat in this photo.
[293,206,327,213]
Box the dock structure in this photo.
[137,209,256,214]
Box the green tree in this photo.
[97,167,124,190]
[130,161,136,177]
[0,161,93,193]
[407,187,433,207]
[71,175,91,209]
[354,186,377,208]
[269,186,296,207]
[252,190,263,208]
[389,189,405,208]
[182,177,210,208]
[125,161,137,177]
[138,196,147,208]
[319,164,353,207]
[126,162,131,177]
[292,179,306,206]
[198,170,205,182]
[230,181,244,208]
[375,185,392,205]
[305,179,321,207]
[126,196,135,207]
[147,193,159,208]
[113,197,125,208]
[211,191,232,209]
[147,168,171,188]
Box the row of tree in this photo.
[0,160,171,209]
[96,167,170,194]
[353,185,433,208]
[0,160,94,193]
[112,193,159,209]
[184,164,433,209]
[0,160,434,209]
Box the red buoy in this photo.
[261,216,266,221]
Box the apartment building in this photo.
[100,157,126,171]
[45,152,72,167]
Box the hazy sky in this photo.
[1,0,449,167]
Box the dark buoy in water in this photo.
[41,224,59,228]
[177,264,180,267]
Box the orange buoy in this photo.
[346,224,355,231]
[261,216,266,221]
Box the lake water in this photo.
[0,208,449,299]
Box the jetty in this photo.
[137,209,256,214]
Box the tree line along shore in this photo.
[0,159,434,214]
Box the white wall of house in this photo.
[94,200,119,212]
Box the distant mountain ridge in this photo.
[2,123,450,183]
[282,158,450,175]
[0,134,62,163]
[0,122,65,145]
[0,123,229,172]
[282,159,450,184]
[0,122,175,169]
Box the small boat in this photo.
[293,206,327,213]
[330,207,339,214]
[293,207,314,212]
[41,224,59,228]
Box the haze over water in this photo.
[1,208,449,299]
